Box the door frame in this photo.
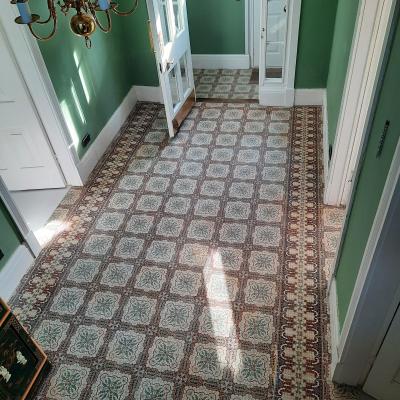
[0,3,83,187]
[248,0,256,67]
[328,1,399,384]
[258,0,301,107]
[324,0,397,206]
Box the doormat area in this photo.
[250,68,283,84]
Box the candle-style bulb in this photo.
[16,0,32,24]
[98,0,110,11]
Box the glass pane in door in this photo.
[158,0,171,44]
[265,0,287,80]
[179,52,190,98]
[172,0,183,35]
[168,64,180,110]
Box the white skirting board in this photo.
[135,86,163,103]
[259,87,295,107]
[78,86,138,183]
[0,245,34,301]
[294,89,325,105]
[329,278,340,378]
[192,54,251,70]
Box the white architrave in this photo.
[325,0,396,206]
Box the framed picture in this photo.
[0,298,10,327]
[0,314,47,400]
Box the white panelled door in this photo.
[0,28,65,191]
[265,0,287,68]
[147,0,195,138]
[252,0,287,68]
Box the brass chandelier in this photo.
[11,0,139,48]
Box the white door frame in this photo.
[258,0,301,107]
[248,0,256,67]
[0,3,83,187]
[324,0,396,206]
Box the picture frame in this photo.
[0,313,48,400]
[0,298,10,327]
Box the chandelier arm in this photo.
[90,8,112,32]
[36,12,52,24]
[111,0,139,16]
[36,0,56,24]
[28,15,57,41]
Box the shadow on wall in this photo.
[32,0,158,158]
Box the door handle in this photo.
[166,60,175,71]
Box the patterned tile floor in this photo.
[194,69,259,100]
[10,102,358,399]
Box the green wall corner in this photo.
[187,0,246,55]
[295,0,338,89]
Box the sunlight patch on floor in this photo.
[35,219,70,247]
[204,250,242,372]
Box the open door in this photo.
[0,27,65,191]
[147,0,195,138]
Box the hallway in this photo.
[10,101,348,399]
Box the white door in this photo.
[0,28,65,191]
[363,304,400,400]
[265,0,287,68]
[147,0,195,137]
[253,0,287,69]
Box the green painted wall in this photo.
[32,0,342,159]
[0,200,22,271]
[295,0,338,88]
[326,0,360,147]
[187,0,245,55]
[35,0,157,158]
[122,1,159,87]
[335,16,400,329]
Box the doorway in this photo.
[0,22,71,247]
[187,0,299,105]
[251,0,286,79]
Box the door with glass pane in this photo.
[259,0,287,84]
[147,0,195,137]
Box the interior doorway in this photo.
[0,27,65,192]
[190,0,299,106]
[251,0,286,80]
[0,20,73,248]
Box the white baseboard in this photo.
[294,89,325,105]
[0,245,34,301]
[78,86,138,183]
[192,54,250,69]
[259,86,295,107]
[329,278,340,379]
[322,90,330,192]
[134,86,163,103]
